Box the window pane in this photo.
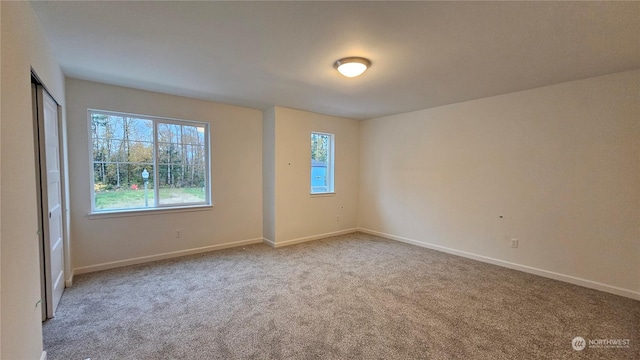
[157,122,208,206]
[92,114,123,141]
[311,132,333,193]
[91,113,156,210]
[127,140,154,163]
[126,117,154,142]
[158,165,206,205]
[93,163,155,210]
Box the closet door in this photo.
[36,85,65,318]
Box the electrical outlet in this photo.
[336,215,340,222]
[511,238,518,248]
[175,229,182,238]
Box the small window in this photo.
[89,110,210,213]
[310,132,334,194]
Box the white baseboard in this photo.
[73,237,264,275]
[358,228,640,301]
[65,271,74,287]
[263,228,359,248]
[40,351,47,360]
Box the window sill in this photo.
[310,192,336,198]
[87,204,213,220]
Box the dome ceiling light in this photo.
[333,57,371,78]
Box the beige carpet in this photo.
[43,232,639,359]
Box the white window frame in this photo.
[310,131,335,195]
[88,109,211,214]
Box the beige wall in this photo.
[1,2,67,359]
[268,107,359,245]
[66,79,263,272]
[359,70,640,298]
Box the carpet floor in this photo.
[43,232,639,359]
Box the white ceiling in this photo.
[31,1,639,120]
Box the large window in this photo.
[310,132,334,194]
[90,110,210,213]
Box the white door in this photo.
[36,85,65,318]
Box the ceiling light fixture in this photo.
[333,57,371,78]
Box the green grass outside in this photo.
[95,187,205,210]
